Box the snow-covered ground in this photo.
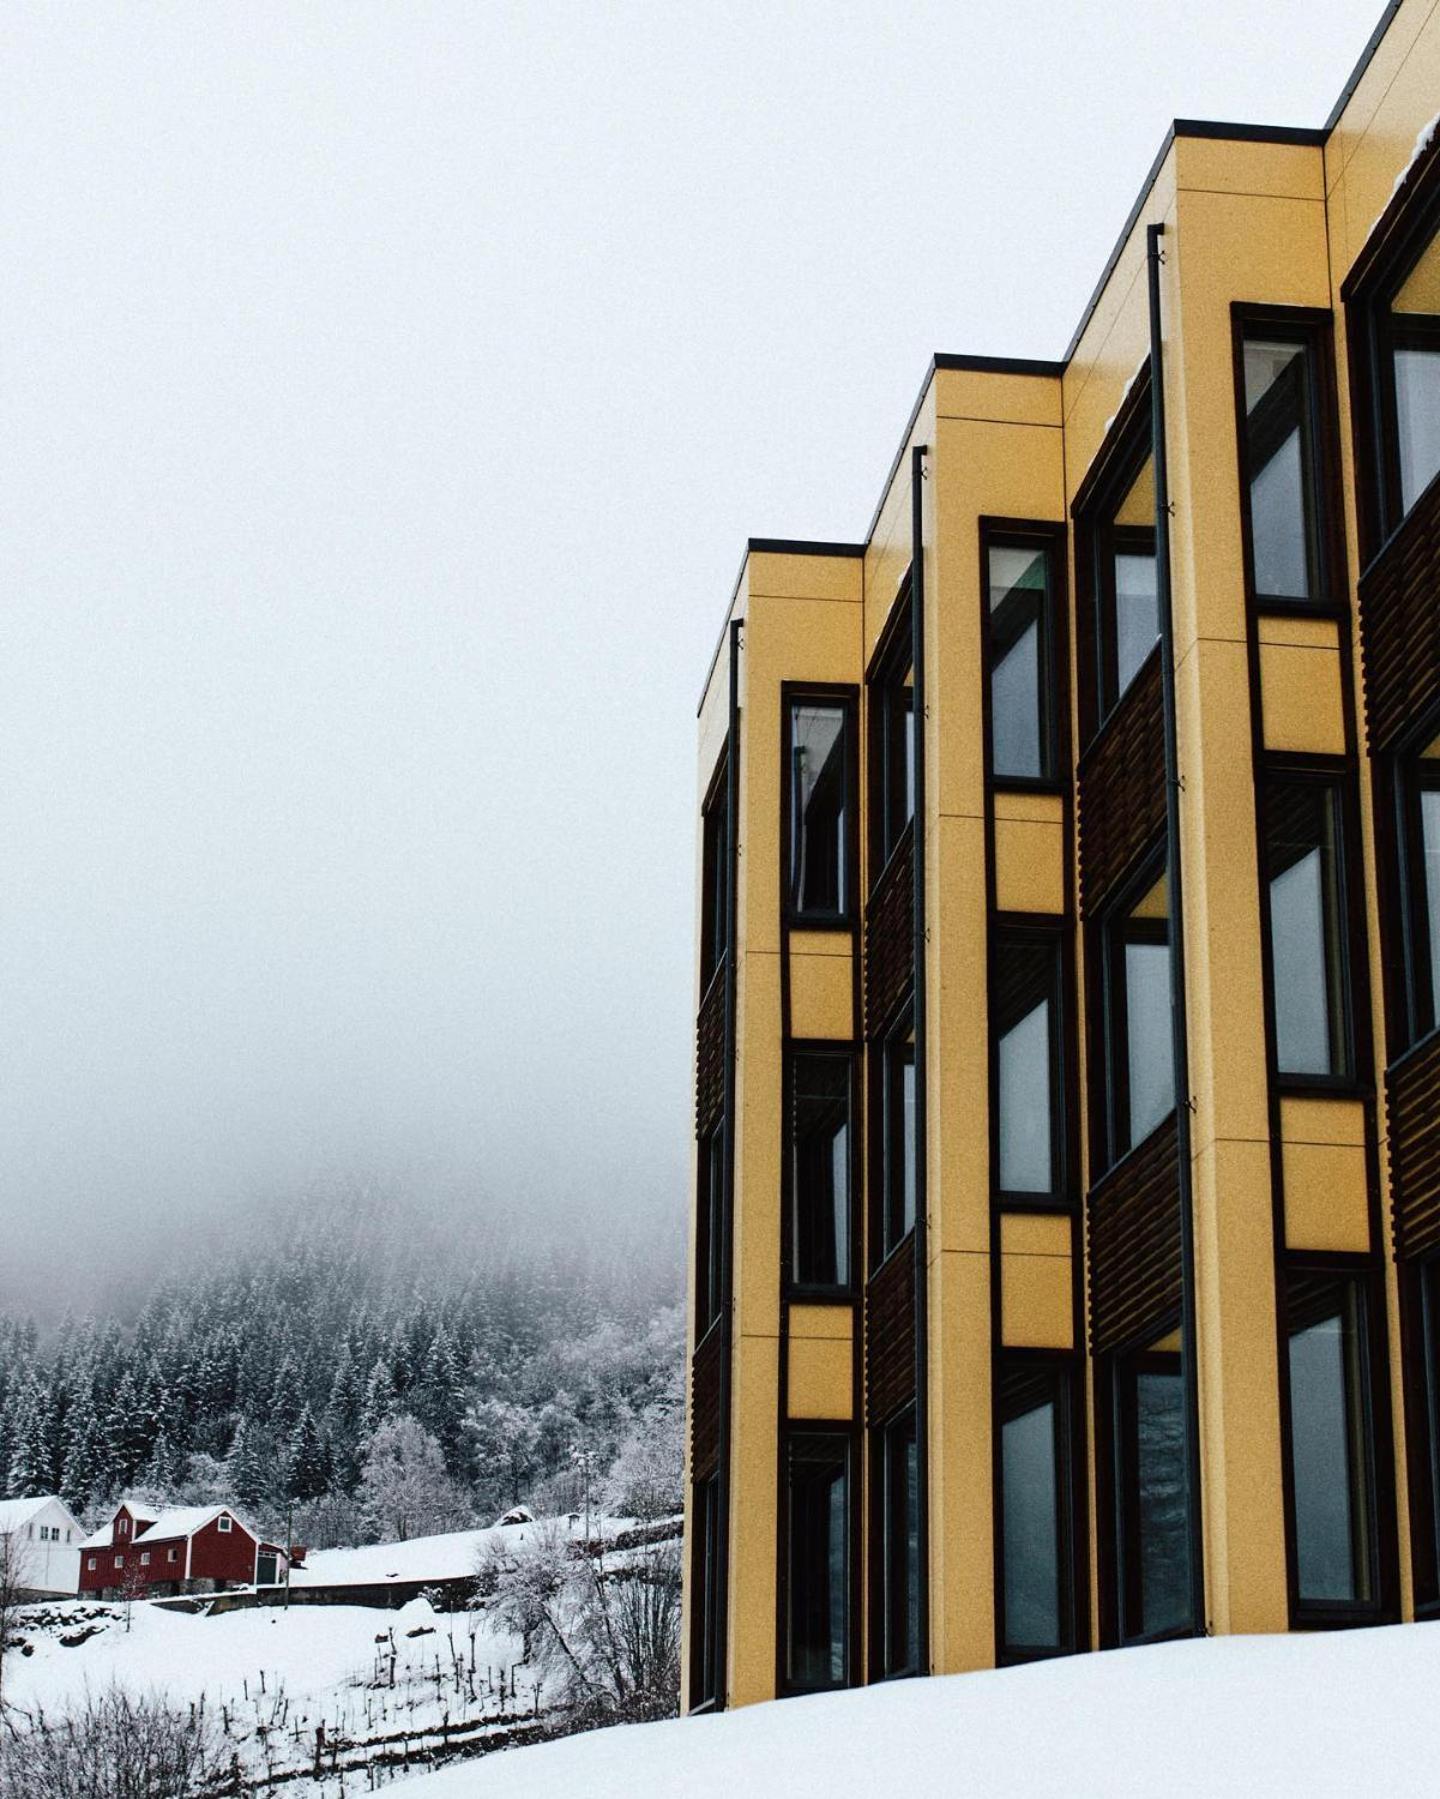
[294,1512,586,1590]
[6,1590,537,1791]
[401,1621,1440,1798]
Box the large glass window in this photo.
[1240,331,1325,605]
[1102,870,1174,1166]
[1115,1339,1192,1641]
[695,1125,724,1338]
[1263,780,1351,1081]
[699,761,729,993]
[994,938,1062,1201]
[871,590,915,875]
[791,1053,852,1289]
[690,1474,722,1707]
[879,1410,920,1677]
[1097,452,1159,717]
[880,1029,916,1256]
[1000,1363,1076,1657]
[987,537,1058,782]
[785,1434,850,1691]
[1286,1274,1377,1609]
[788,700,851,921]
[1387,235,1440,523]
[1396,734,1440,1046]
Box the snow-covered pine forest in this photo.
[0,1202,684,1542]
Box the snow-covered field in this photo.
[400,1621,1440,1798]
[7,1587,538,1790]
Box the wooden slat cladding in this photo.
[1358,474,1440,754]
[1086,1114,1182,1355]
[865,1246,915,1426]
[690,1326,724,1482]
[865,824,914,1038]
[695,967,726,1139]
[1387,1030,1440,1261]
[1078,655,1166,918]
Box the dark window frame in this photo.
[871,1011,916,1268]
[1403,1253,1440,1616]
[1275,1263,1390,1628]
[1097,1338,1196,1648]
[699,747,730,998]
[1073,373,1160,744]
[1388,713,1440,1054]
[990,924,1071,1209]
[1091,850,1174,1177]
[689,1472,723,1710]
[782,683,859,929]
[1343,129,1440,561]
[994,1352,1086,1663]
[1255,763,1363,1096]
[980,520,1066,793]
[778,1425,858,1697]
[867,579,915,888]
[784,1041,861,1301]
[871,1404,921,1681]
[694,1122,725,1342]
[1230,304,1347,619]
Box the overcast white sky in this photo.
[0,1,1385,1308]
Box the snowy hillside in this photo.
[400,1622,1440,1798]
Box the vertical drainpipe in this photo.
[1146,222,1207,1634]
[910,445,931,1670]
[715,614,743,1708]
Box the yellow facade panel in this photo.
[1258,641,1347,755]
[788,929,851,959]
[934,366,1063,429]
[787,1334,853,1421]
[733,953,782,1343]
[1282,1140,1372,1254]
[1256,614,1341,651]
[746,551,862,604]
[927,1249,994,1674]
[1279,1094,1366,1147]
[1175,135,1325,202]
[993,815,1065,915]
[999,1243,1073,1350]
[788,949,853,1040]
[931,814,990,1256]
[727,1335,779,1708]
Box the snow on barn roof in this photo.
[78,1500,250,1552]
[0,1496,61,1533]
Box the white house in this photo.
[0,1495,83,1598]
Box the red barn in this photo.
[78,1499,288,1600]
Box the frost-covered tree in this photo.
[358,1415,462,1542]
[284,1405,330,1503]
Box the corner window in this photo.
[999,1362,1078,1658]
[696,1124,724,1338]
[879,1024,916,1257]
[987,534,1059,782]
[994,936,1064,1202]
[1263,779,1352,1081]
[1286,1273,1378,1610]
[1096,449,1158,718]
[871,589,914,875]
[1101,868,1173,1166]
[785,1433,850,1692]
[791,1051,853,1290]
[690,1474,722,1708]
[1113,1336,1192,1641]
[1395,731,1440,1047]
[1386,234,1440,523]
[699,756,729,994]
[878,1409,920,1677]
[1238,326,1328,605]
[787,697,853,921]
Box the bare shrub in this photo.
[479,1522,679,1732]
[0,1529,33,1716]
[0,1687,227,1798]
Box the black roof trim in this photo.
[1171,117,1328,147]
[1326,1,1405,132]
[746,537,866,557]
[932,353,1068,376]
